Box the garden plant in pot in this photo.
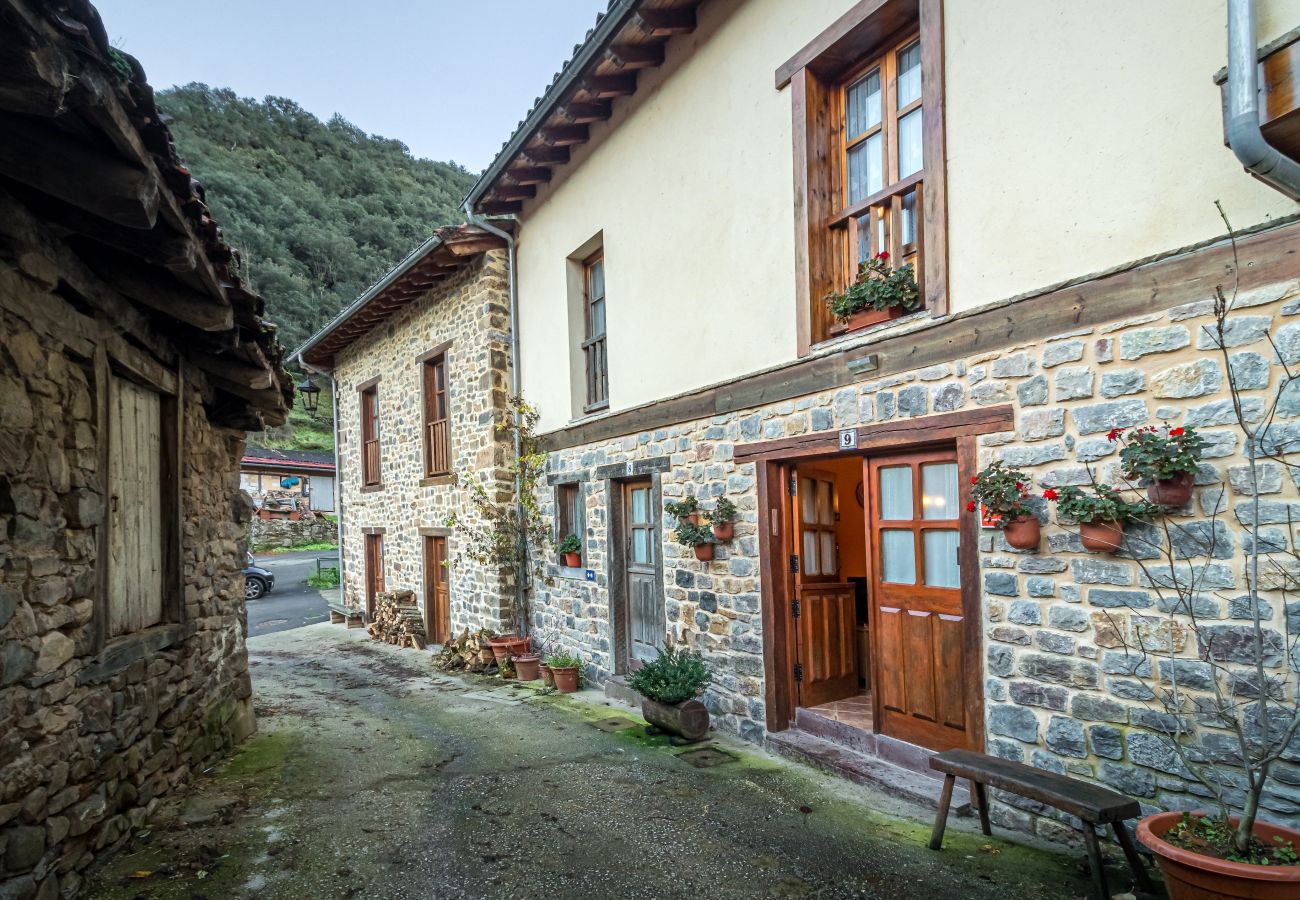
[1047,483,1157,552]
[674,520,716,561]
[968,461,1042,550]
[1098,282,1300,898]
[1113,424,1205,507]
[823,251,921,332]
[706,497,738,542]
[627,644,712,742]
[558,532,581,568]
[665,496,701,525]
[545,651,583,693]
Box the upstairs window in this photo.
[360,382,380,487]
[582,252,608,412]
[422,352,450,477]
[783,0,947,353]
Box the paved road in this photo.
[84,626,1106,900]
[246,550,335,637]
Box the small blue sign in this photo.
[584,569,596,582]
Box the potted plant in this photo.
[674,521,716,561]
[823,251,921,332]
[539,661,554,688]
[1114,425,1205,506]
[705,497,738,542]
[513,651,542,681]
[627,644,712,742]
[546,651,582,693]
[557,532,581,568]
[665,496,701,525]
[968,461,1041,550]
[487,633,531,665]
[1047,484,1157,552]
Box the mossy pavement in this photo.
[82,625,1125,899]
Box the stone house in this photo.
[295,225,515,643]
[453,0,1300,842]
[0,2,291,896]
[240,446,337,513]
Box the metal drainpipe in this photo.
[461,203,529,636]
[1226,0,1300,199]
[326,370,348,616]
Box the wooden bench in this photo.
[929,749,1153,900]
[328,602,365,629]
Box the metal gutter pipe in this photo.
[461,203,529,636]
[1227,0,1300,199]
[293,353,351,621]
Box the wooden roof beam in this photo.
[88,255,233,332]
[634,7,697,37]
[558,101,612,124]
[521,145,570,166]
[606,43,665,70]
[539,124,589,147]
[442,234,509,256]
[493,184,536,202]
[503,166,552,186]
[477,199,523,216]
[584,73,638,98]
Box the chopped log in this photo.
[369,589,428,649]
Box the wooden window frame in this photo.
[92,342,184,651]
[581,250,609,413]
[357,376,382,490]
[419,343,452,480]
[785,0,948,355]
[555,481,586,567]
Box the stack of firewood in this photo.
[431,628,499,674]
[367,589,427,649]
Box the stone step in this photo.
[767,729,972,816]
[793,706,946,782]
[603,675,641,707]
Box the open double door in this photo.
[788,446,979,753]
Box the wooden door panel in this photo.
[935,613,966,731]
[876,605,906,714]
[629,572,663,663]
[796,583,858,707]
[623,480,664,668]
[903,610,937,723]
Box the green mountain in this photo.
[158,84,477,354]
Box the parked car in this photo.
[243,551,275,600]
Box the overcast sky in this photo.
[94,0,607,172]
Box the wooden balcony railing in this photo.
[425,419,450,477]
[362,438,380,486]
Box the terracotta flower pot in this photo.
[550,666,579,693]
[514,653,541,681]
[1148,472,1195,506]
[641,698,710,742]
[687,511,701,525]
[832,304,906,335]
[1079,520,1124,553]
[488,637,513,664]
[478,647,494,664]
[693,543,715,562]
[1002,515,1040,550]
[711,521,734,542]
[1137,811,1300,899]
[505,636,531,658]
[561,551,581,568]
[540,663,554,688]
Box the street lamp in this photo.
[296,374,321,416]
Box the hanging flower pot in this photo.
[711,521,733,542]
[694,542,716,562]
[1148,472,1195,506]
[1137,811,1300,899]
[1079,520,1125,553]
[706,498,738,542]
[1002,515,1041,550]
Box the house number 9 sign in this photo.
[839,429,858,450]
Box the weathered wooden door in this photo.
[868,449,975,751]
[364,533,384,618]
[792,469,858,707]
[623,479,663,667]
[108,376,163,636]
[424,535,450,644]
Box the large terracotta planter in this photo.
[1079,520,1125,553]
[693,543,715,562]
[561,551,581,568]
[1002,515,1040,550]
[487,637,513,665]
[642,698,709,742]
[505,636,531,658]
[711,521,734,542]
[540,663,554,688]
[551,666,579,693]
[1137,811,1300,899]
[514,653,541,682]
[1148,472,1195,506]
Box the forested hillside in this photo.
[159,84,476,353]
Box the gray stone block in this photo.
[1100,369,1145,398]
[1009,680,1069,711]
[1019,408,1064,441]
[1026,577,1056,598]
[1119,326,1189,360]
[989,703,1040,743]
[997,443,1067,467]
[1099,761,1156,797]
[1090,724,1124,760]
[1169,520,1234,559]
[971,382,1011,406]
[1100,650,1151,676]
[1185,397,1265,428]
[992,353,1033,378]
[985,572,1019,597]
[1071,694,1128,724]
[1017,556,1068,574]
[1017,375,1049,407]
[1197,624,1286,667]
[1018,653,1099,689]
[932,382,965,413]
[1071,559,1134,586]
[898,385,928,418]
[1150,359,1222,399]
[1054,366,1095,401]
[987,644,1014,677]
[1072,399,1148,435]
[1046,715,1087,758]
[1042,340,1085,368]
[1196,315,1271,350]
[1076,438,1117,462]
[1047,605,1089,632]
[1007,600,1040,625]
[1228,351,1270,390]
[1034,630,1076,655]
[1137,561,1235,590]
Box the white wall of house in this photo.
[514,0,1300,433]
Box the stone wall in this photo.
[248,514,338,551]
[529,272,1300,840]
[334,251,514,634]
[1,261,256,897]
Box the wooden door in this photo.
[867,449,975,751]
[793,469,858,707]
[364,533,384,618]
[623,480,663,667]
[424,535,450,644]
[108,376,163,636]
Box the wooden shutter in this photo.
[423,355,450,477]
[108,376,164,636]
[361,386,380,485]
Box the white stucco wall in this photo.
[514,0,1300,433]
